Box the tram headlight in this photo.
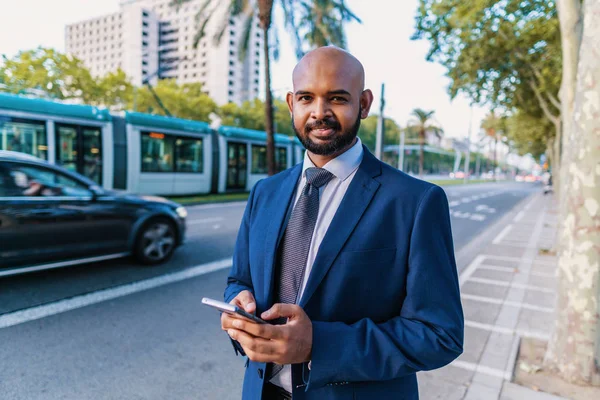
[175,206,188,219]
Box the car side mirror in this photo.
[89,185,104,200]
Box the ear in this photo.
[359,89,374,119]
[286,91,294,116]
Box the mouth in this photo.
[309,128,336,138]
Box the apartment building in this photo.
[65,0,263,105]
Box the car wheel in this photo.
[134,218,177,265]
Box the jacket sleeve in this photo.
[306,185,464,390]
[224,180,260,304]
[223,181,261,357]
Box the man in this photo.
[221,46,463,400]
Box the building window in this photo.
[230,40,234,46]
[141,132,174,172]
[228,90,234,96]
[176,137,203,173]
[229,19,235,25]
[229,80,234,86]
[251,145,267,174]
[229,50,234,56]
[142,41,148,47]
[230,30,235,36]
[229,60,234,66]
[276,147,288,172]
[0,118,48,160]
[254,79,259,84]
[229,71,234,76]
[142,11,149,18]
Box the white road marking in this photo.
[492,224,513,244]
[213,224,221,230]
[464,320,550,340]
[469,214,486,221]
[451,360,510,380]
[467,277,555,294]
[461,293,554,313]
[453,211,471,219]
[478,264,517,273]
[475,204,496,214]
[187,217,225,226]
[449,200,461,207]
[459,255,485,286]
[513,210,526,222]
[186,201,247,210]
[461,198,472,203]
[0,258,233,330]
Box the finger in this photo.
[230,318,284,340]
[232,290,256,314]
[221,311,261,330]
[227,328,276,359]
[261,303,300,320]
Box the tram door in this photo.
[226,142,247,191]
[56,124,103,185]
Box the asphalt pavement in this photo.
[0,181,539,399]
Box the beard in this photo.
[292,108,362,156]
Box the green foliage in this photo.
[218,98,294,135]
[505,111,552,158]
[413,0,560,111]
[358,115,402,152]
[0,47,95,101]
[130,80,218,122]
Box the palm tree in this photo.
[406,109,444,178]
[171,0,360,175]
[481,111,505,181]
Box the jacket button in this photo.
[258,368,264,379]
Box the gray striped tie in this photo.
[269,167,334,379]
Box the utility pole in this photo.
[398,131,405,171]
[375,83,385,160]
[463,105,473,184]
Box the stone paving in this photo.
[418,191,568,400]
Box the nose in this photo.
[310,98,331,120]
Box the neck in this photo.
[307,137,357,168]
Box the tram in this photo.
[0,93,304,195]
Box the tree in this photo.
[0,47,96,101]
[481,112,506,181]
[218,97,294,135]
[129,80,218,121]
[544,0,600,386]
[171,0,360,175]
[413,0,562,174]
[89,69,134,110]
[406,109,443,178]
[505,111,552,160]
[357,115,402,154]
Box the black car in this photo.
[0,151,186,277]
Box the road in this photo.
[0,182,539,399]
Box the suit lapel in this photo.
[299,147,382,308]
[262,164,302,305]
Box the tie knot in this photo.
[305,167,334,188]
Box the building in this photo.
[65,0,263,105]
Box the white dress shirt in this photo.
[270,137,364,393]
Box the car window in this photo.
[0,163,91,198]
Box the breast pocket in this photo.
[340,247,397,269]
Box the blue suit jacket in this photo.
[225,146,464,400]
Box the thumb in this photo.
[233,290,256,313]
[261,303,299,320]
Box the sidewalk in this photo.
[418,191,567,400]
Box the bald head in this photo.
[292,46,365,93]
[286,46,374,166]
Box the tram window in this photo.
[0,118,47,160]
[276,147,288,172]
[175,137,203,173]
[141,132,174,172]
[251,145,267,174]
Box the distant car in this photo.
[0,151,186,277]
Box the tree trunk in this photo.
[556,0,583,210]
[258,0,276,176]
[493,135,498,182]
[552,119,562,196]
[544,0,600,385]
[418,129,424,178]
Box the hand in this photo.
[226,303,312,365]
[221,290,257,332]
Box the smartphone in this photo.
[201,297,269,324]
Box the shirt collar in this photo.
[301,137,364,182]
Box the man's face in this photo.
[286,54,373,157]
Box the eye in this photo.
[299,95,312,101]
[331,96,347,102]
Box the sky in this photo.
[0,0,490,140]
